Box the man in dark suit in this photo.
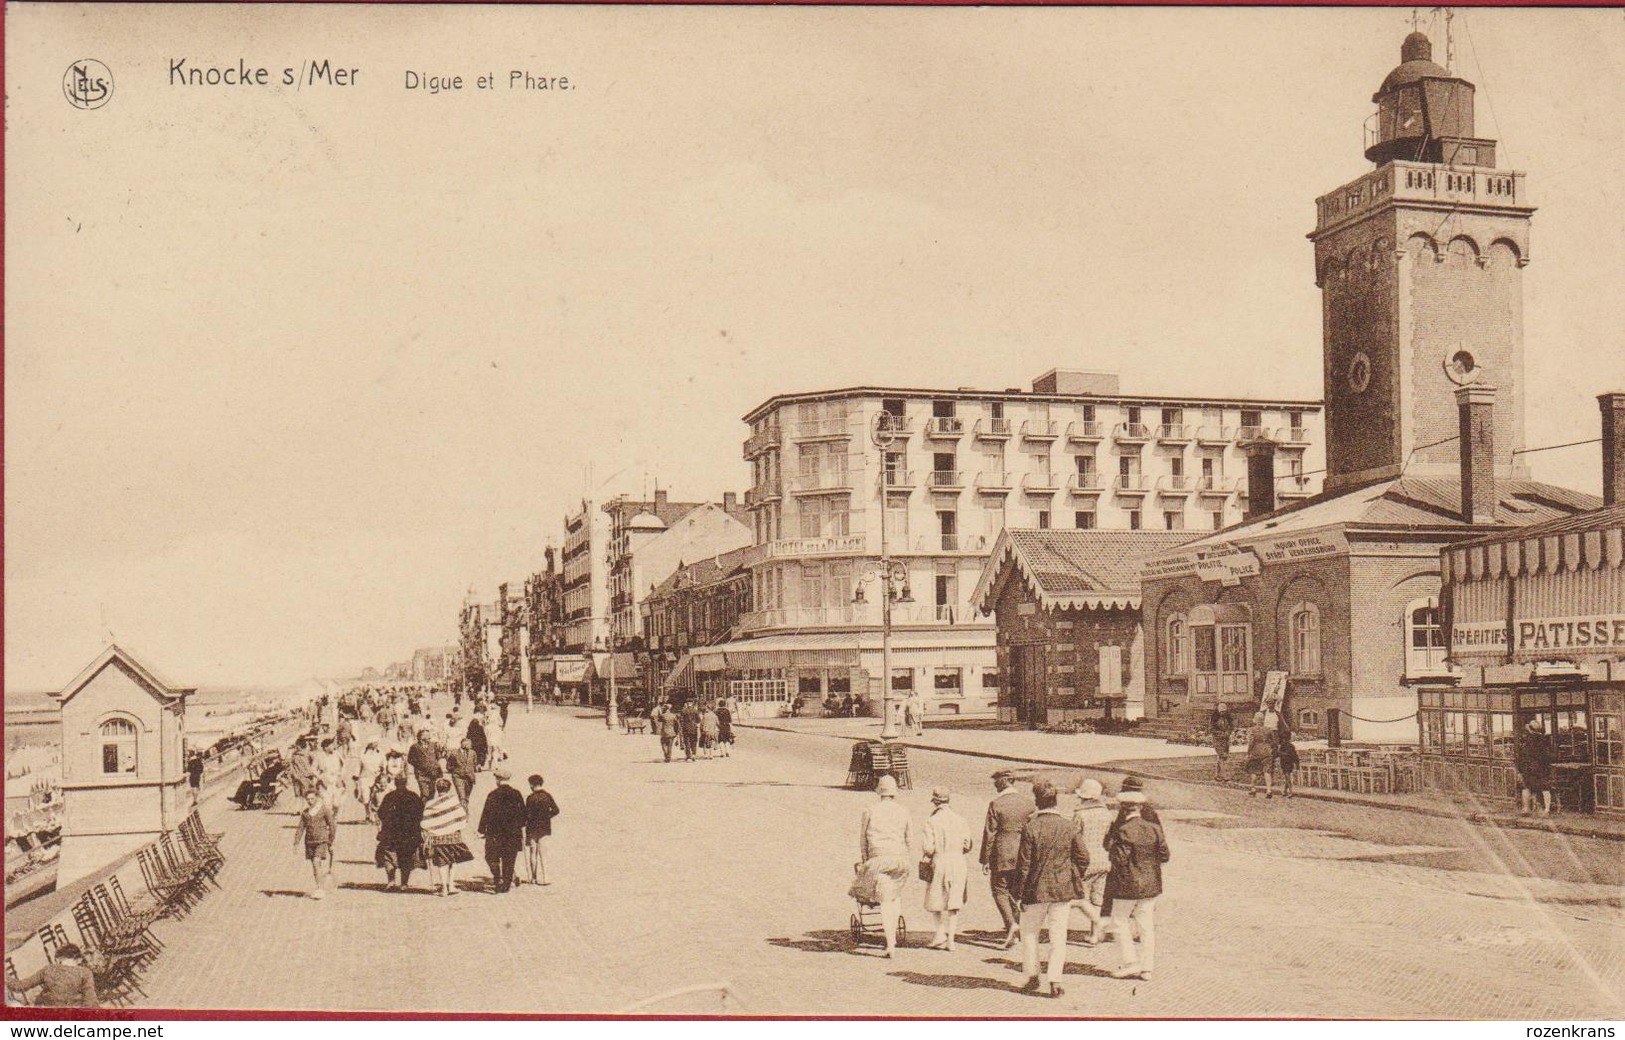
[406,729,443,798]
[467,714,490,770]
[375,775,424,890]
[477,766,526,893]
[446,737,479,807]
[1015,779,1090,999]
[980,770,1036,950]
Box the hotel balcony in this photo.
[764,534,869,558]
[1195,475,1238,497]
[876,414,914,438]
[1065,421,1103,443]
[1275,426,1312,446]
[742,426,783,459]
[905,533,990,553]
[1278,476,1315,499]
[1113,422,1152,444]
[1156,474,1194,497]
[925,416,966,439]
[1235,425,1268,444]
[973,418,1012,440]
[974,471,1014,492]
[793,417,853,442]
[881,469,917,490]
[742,605,862,630]
[743,479,783,507]
[926,469,965,492]
[790,471,854,495]
[1020,419,1060,441]
[1022,472,1061,494]
[1067,473,1104,496]
[1195,426,1235,446]
[1113,474,1151,496]
[1156,424,1192,444]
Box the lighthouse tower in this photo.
[1310,32,1534,491]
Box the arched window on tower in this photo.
[99,717,138,775]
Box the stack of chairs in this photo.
[178,811,225,879]
[160,831,218,893]
[69,896,149,1006]
[5,956,31,1006]
[37,920,138,1008]
[137,839,206,917]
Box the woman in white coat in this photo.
[921,786,973,951]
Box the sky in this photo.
[6,5,1624,690]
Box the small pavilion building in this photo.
[974,529,1191,726]
[51,645,195,887]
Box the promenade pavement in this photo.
[739,714,1625,842]
[126,706,1623,1018]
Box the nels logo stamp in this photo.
[63,59,113,109]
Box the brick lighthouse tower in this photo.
[1310,31,1535,492]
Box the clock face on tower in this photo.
[1347,352,1372,394]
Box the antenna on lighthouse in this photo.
[1432,6,1455,71]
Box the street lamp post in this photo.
[869,414,911,741]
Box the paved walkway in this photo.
[738,715,1625,842]
[124,707,1623,1017]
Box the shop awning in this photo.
[554,655,591,684]
[661,653,696,690]
[691,634,864,672]
[592,652,640,680]
[531,659,556,679]
[688,630,996,672]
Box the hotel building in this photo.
[682,369,1325,718]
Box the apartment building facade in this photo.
[560,501,613,655]
[706,369,1326,718]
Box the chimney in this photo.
[1600,391,1625,507]
[1456,384,1498,523]
[654,489,668,511]
[723,491,738,511]
[1242,439,1278,521]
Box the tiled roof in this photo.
[974,529,1193,612]
[648,543,766,599]
[1169,476,1602,553]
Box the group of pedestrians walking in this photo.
[1210,706,1299,798]
[648,699,735,762]
[288,690,561,900]
[854,769,1169,997]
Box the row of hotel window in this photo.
[753,563,972,613]
[753,499,1236,544]
[751,400,1308,434]
[751,444,1307,487]
[1161,600,1451,684]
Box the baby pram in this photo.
[229,751,286,810]
[847,863,907,949]
[850,902,907,949]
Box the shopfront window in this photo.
[1596,713,1623,766]
[1553,709,1590,762]
[934,668,963,697]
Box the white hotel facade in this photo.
[681,369,1325,719]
